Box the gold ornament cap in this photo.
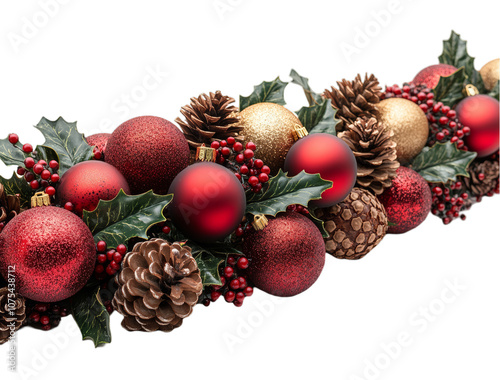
[252,214,269,231]
[195,144,217,162]
[464,84,479,97]
[292,124,309,141]
[31,192,51,208]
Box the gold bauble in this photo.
[239,102,302,174]
[377,98,428,164]
[480,58,500,91]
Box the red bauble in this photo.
[456,94,499,157]
[168,162,246,243]
[105,116,190,194]
[0,207,96,302]
[242,212,325,297]
[284,133,357,207]
[412,64,457,88]
[378,167,432,234]
[56,161,130,215]
[86,133,110,153]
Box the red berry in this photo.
[8,134,19,144]
[227,137,236,145]
[22,143,33,153]
[113,252,123,263]
[29,312,40,323]
[162,225,171,234]
[221,147,231,156]
[38,160,47,167]
[220,140,227,147]
[237,257,249,269]
[211,291,221,302]
[116,244,127,255]
[230,279,240,290]
[224,291,235,303]
[252,183,262,193]
[436,132,445,141]
[50,174,60,183]
[17,167,26,175]
[236,291,245,302]
[248,176,259,187]
[235,227,244,236]
[227,256,237,266]
[238,277,247,289]
[24,172,35,182]
[235,173,242,181]
[95,264,105,274]
[45,186,56,196]
[243,149,254,159]
[41,169,51,180]
[235,154,245,163]
[224,266,234,278]
[258,173,269,183]
[109,260,120,270]
[246,142,257,151]
[30,180,39,190]
[40,315,51,325]
[33,164,44,175]
[106,266,117,276]
[244,287,254,297]
[240,165,249,175]
[64,202,74,211]
[210,141,220,149]
[261,166,271,175]
[233,142,243,152]
[106,249,116,261]
[24,157,35,169]
[234,300,243,307]
[49,160,59,169]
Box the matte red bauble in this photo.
[168,162,246,243]
[284,133,357,207]
[56,161,130,214]
[106,116,190,194]
[412,64,457,88]
[456,94,499,157]
[242,212,325,297]
[378,166,432,234]
[86,133,110,154]
[0,207,96,302]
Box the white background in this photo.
[1,1,499,379]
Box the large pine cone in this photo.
[462,157,499,197]
[1,288,26,345]
[0,184,21,225]
[176,91,243,151]
[339,117,400,195]
[324,73,382,132]
[112,239,203,332]
[315,188,388,260]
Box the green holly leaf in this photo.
[246,170,332,216]
[36,145,59,165]
[0,172,33,208]
[0,137,25,168]
[239,77,288,111]
[433,67,467,106]
[71,286,111,348]
[412,143,477,183]
[82,189,173,249]
[34,117,93,175]
[290,69,322,105]
[308,210,329,238]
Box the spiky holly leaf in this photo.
[246,170,332,216]
[412,143,477,183]
[308,210,329,238]
[71,286,111,348]
[0,137,26,168]
[83,189,173,249]
[239,77,288,111]
[433,67,467,106]
[0,172,33,208]
[290,69,321,105]
[34,117,93,175]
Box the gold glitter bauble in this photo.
[377,98,428,164]
[480,59,500,91]
[239,102,302,174]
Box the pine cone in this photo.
[463,158,499,197]
[324,74,382,131]
[1,288,26,345]
[112,239,203,333]
[0,184,21,224]
[339,117,400,195]
[315,188,388,260]
[176,91,243,151]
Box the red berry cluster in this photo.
[92,147,104,161]
[430,182,472,224]
[202,255,254,307]
[210,138,271,193]
[26,302,69,331]
[94,241,126,281]
[382,84,470,149]
[7,133,60,196]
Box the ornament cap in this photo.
[292,124,309,141]
[31,192,51,208]
[464,84,479,97]
[195,144,217,162]
[252,214,269,230]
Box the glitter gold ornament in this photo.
[239,103,301,174]
[479,59,500,91]
[377,98,429,164]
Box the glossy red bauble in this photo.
[412,64,457,88]
[168,162,246,243]
[456,94,499,158]
[284,133,357,207]
[105,116,190,194]
[242,212,325,297]
[378,167,432,234]
[56,161,130,215]
[86,133,111,153]
[0,207,96,302]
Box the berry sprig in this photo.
[430,181,472,224]
[25,302,69,331]
[94,241,126,281]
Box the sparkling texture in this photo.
[412,64,457,88]
[378,167,432,234]
[239,103,301,175]
[243,212,325,297]
[105,116,190,194]
[479,59,499,91]
[85,133,110,154]
[377,98,429,164]
[0,207,96,302]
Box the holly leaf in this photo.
[82,189,173,249]
[412,143,477,183]
[36,145,59,165]
[0,137,25,168]
[246,170,332,216]
[0,172,33,208]
[488,81,499,101]
[308,210,329,238]
[297,100,339,136]
[290,69,321,105]
[433,67,467,106]
[34,117,93,175]
[239,77,288,111]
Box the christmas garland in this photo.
[0,31,498,347]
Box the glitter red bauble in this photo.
[413,64,457,89]
[242,212,325,297]
[456,94,500,158]
[56,161,130,215]
[86,133,110,154]
[168,162,246,243]
[378,167,432,234]
[284,133,357,207]
[0,207,96,302]
[105,116,190,195]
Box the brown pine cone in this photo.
[112,239,203,333]
[324,73,382,132]
[1,288,26,345]
[339,117,400,195]
[176,91,243,151]
[0,184,21,225]
[315,188,388,260]
[462,158,499,197]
